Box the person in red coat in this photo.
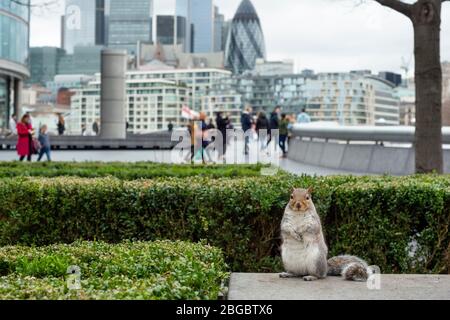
[16,114,35,162]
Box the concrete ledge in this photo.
[227,273,450,300]
[0,132,176,150]
[288,139,450,175]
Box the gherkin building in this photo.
[225,0,266,75]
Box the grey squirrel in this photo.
[280,187,371,282]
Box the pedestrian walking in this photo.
[297,108,311,124]
[16,114,34,162]
[241,106,253,155]
[57,114,66,136]
[256,112,269,151]
[279,114,289,158]
[37,125,51,162]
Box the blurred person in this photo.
[206,119,215,130]
[268,106,281,147]
[168,121,174,132]
[37,125,51,162]
[279,114,289,158]
[186,119,197,162]
[216,112,228,157]
[57,114,65,136]
[199,112,212,163]
[241,106,253,155]
[16,113,34,162]
[297,108,311,124]
[256,112,269,150]
[8,113,17,136]
[93,120,100,135]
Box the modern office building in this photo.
[29,46,103,85]
[214,6,225,52]
[0,0,30,133]
[57,46,103,75]
[107,0,153,54]
[63,0,106,54]
[29,47,66,85]
[176,0,214,53]
[156,15,175,45]
[378,71,402,87]
[225,0,266,75]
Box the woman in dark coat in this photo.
[216,112,228,157]
[256,112,269,150]
[16,114,34,162]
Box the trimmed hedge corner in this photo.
[0,174,449,274]
[0,241,228,300]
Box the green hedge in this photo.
[0,241,228,300]
[0,175,449,274]
[0,162,269,179]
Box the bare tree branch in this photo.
[374,0,413,17]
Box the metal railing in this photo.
[291,125,450,144]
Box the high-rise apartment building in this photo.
[303,73,400,125]
[63,0,106,54]
[209,71,400,126]
[107,0,153,54]
[176,0,214,53]
[68,68,231,134]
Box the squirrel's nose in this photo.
[296,203,301,208]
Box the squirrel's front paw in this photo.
[294,231,303,241]
[303,276,319,281]
[280,272,299,278]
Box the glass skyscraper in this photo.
[225,0,266,74]
[107,0,153,54]
[0,0,30,131]
[64,0,106,54]
[156,15,175,45]
[176,0,214,53]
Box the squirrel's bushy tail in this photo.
[327,255,369,282]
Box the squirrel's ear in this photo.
[307,186,314,194]
[291,187,296,194]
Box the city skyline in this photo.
[29,0,450,75]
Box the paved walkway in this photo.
[227,273,450,300]
[0,149,365,176]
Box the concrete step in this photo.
[227,273,450,300]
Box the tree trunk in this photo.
[412,0,443,173]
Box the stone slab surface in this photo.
[228,273,450,300]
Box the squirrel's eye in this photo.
[306,196,310,200]
[290,195,294,199]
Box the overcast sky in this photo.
[30,0,450,75]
